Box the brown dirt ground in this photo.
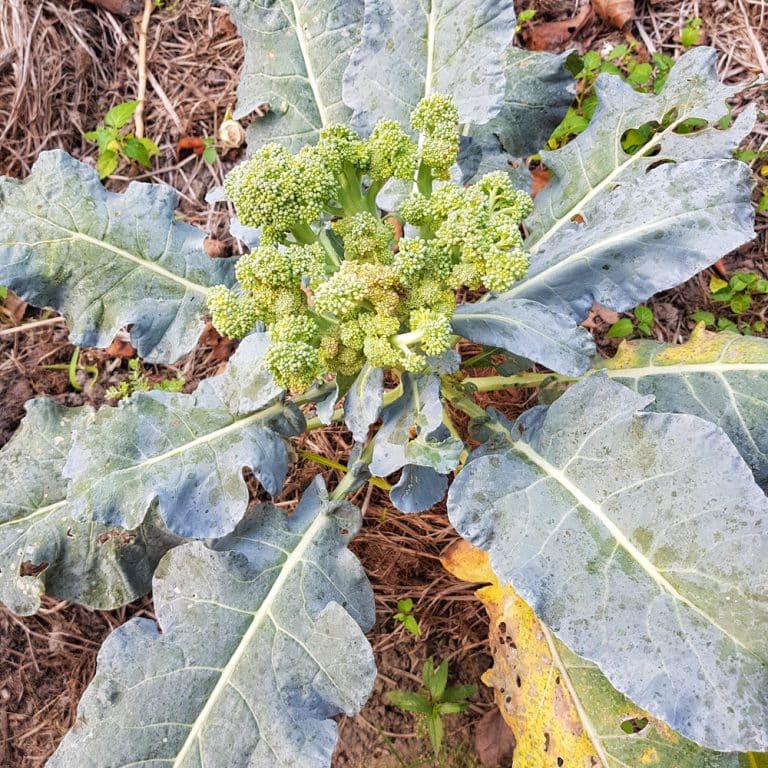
[0,0,766,766]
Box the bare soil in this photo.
[0,0,766,766]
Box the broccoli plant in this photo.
[0,1,765,766]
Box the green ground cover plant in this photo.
[0,1,766,765]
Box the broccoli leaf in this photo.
[451,297,595,376]
[217,0,364,152]
[484,48,574,158]
[444,540,747,768]
[0,399,180,616]
[0,150,234,363]
[46,479,376,768]
[501,48,756,321]
[448,374,768,752]
[63,334,303,539]
[595,326,768,489]
[370,373,461,477]
[344,363,385,443]
[390,463,448,514]
[344,0,517,134]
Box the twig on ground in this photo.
[0,317,65,337]
[134,0,153,139]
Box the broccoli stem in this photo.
[462,372,578,391]
[392,326,425,352]
[318,229,342,270]
[290,222,317,245]
[306,307,340,332]
[416,162,433,198]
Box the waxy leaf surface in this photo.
[0,150,234,362]
[64,334,303,539]
[501,48,756,320]
[596,325,768,489]
[448,374,768,751]
[343,0,517,133]
[46,479,376,768]
[444,540,749,768]
[217,0,363,152]
[344,363,385,443]
[452,297,595,376]
[0,399,179,616]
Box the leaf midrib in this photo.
[171,510,327,767]
[511,438,753,655]
[21,210,209,296]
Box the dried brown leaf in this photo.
[524,5,592,52]
[593,0,635,29]
[474,709,516,768]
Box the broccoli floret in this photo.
[224,144,334,243]
[313,263,368,318]
[367,120,418,182]
[331,212,393,262]
[215,94,533,391]
[207,285,261,339]
[411,94,460,180]
[265,338,322,392]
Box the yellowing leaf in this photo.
[442,540,751,768]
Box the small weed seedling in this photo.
[105,358,185,402]
[681,17,705,48]
[84,101,160,179]
[386,658,476,759]
[607,305,655,339]
[393,598,421,637]
[692,273,768,334]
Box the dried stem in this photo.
[134,0,153,139]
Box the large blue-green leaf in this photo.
[472,48,574,159]
[0,399,180,616]
[448,374,768,752]
[452,297,594,376]
[216,0,364,152]
[343,0,517,134]
[63,334,302,539]
[46,479,377,768]
[596,325,768,490]
[500,48,756,320]
[0,150,234,363]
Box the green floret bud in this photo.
[331,212,394,262]
[358,311,401,339]
[313,263,368,318]
[411,94,460,178]
[409,308,453,356]
[478,171,534,219]
[264,339,323,392]
[207,285,261,339]
[406,278,456,314]
[429,183,465,220]
[272,314,318,343]
[339,318,367,350]
[316,124,367,174]
[224,143,334,238]
[367,120,418,182]
[398,193,434,226]
[392,237,431,282]
[481,246,530,292]
[363,335,404,370]
[286,242,327,287]
[448,261,483,291]
[235,245,295,291]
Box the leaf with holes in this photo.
[443,539,759,768]
[216,0,364,152]
[0,398,181,616]
[501,48,756,320]
[343,0,517,134]
[595,325,768,489]
[46,478,377,768]
[0,150,234,362]
[448,374,768,752]
[63,333,303,539]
